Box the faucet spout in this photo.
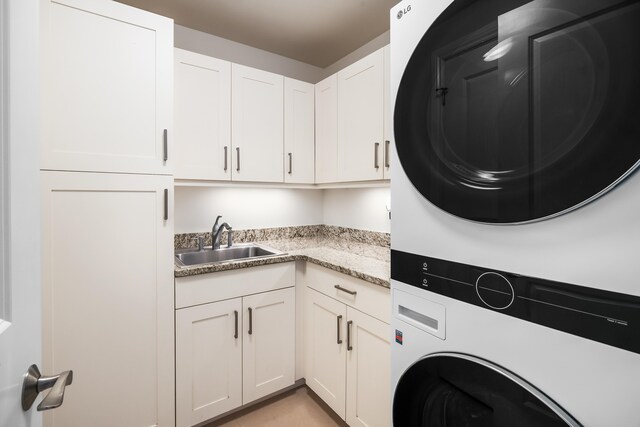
[211,216,232,250]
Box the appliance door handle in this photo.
[347,320,353,351]
[248,307,252,335]
[336,315,343,344]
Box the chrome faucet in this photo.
[212,215,233,250]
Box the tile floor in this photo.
[204,386,348,427]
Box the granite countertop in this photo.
[174,226,390,288]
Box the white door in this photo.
[0,1,44,425]
[304,288,347,420]
[242,287,295,404]
[315,74,338,184]
[337,48,384,181]
[174,48,231,181]
[284,78,315,184]
[346,307,391,427]
[176,299,242,427]
[231,64,284,183]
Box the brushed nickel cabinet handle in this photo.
[248,307,252,335]
[337,315,343,344]
[374,142,380,169]
[224,146,228,172]
[385,140,390,168]
[234,310,238,339]
[335,284,357,296]
[288,153,293,175]
[347,320,353,351]
[163,189,168,221]
[236,147,240,172]
[163,129,168,162]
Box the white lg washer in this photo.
[389,0,640,425]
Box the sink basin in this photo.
[175,243,284,267]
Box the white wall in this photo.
[174,187,391,234]
[174,187,324,233]
[175,25,324,83]
[323,187,391,233]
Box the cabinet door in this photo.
[346,307,391,427]
[383,45,392,180]
[232,64,284,182]
[40,0,173,175]
[176,299,242,427]
[243,287,295,404]
[337,48,384,181]
[284,78,315,184]
[174,49,231,181]
[315,74,338,183]
[41,171,174,427]
[305,288,347,419]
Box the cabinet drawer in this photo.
[176,262,295,309]
[305,263,390,324]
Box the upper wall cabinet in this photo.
[337,48,385,182]
[232,64,284,183]
[383,45,392,179]
[40,0,173,175]
[174,49,231,181]
[315,75,338,184]
[284,78,315,184]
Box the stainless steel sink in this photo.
[175,243,284,267]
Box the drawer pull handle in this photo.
[335,285,357,296]
[336,315,343,344]
[347,320,353,351]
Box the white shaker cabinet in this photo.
[40,0,173,175]
[304,264,391,427]
[176,299,242,427]
[284,78,315,184]
[232,64,284,182]
[337,48,385,182]
[174,48,231,181]
[41,171,174,427]
[315,74,339,183]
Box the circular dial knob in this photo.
[475,272,515,310]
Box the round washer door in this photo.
[393,353,580,427]
[394,0,640,223]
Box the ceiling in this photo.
[115,0,399,68]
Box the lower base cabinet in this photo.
[175,267,295,427]
[305,286,391,427]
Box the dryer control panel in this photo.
[391,250,640,355]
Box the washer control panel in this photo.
[392,250,640,355]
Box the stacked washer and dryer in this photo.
[389,0,640,425]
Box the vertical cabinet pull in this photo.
[236,147,241,172]
[385,140,390,168]
[163,129,168,162]
[163,189,168,221]
[347,320,353,351]
[288,153,293,175]
[248,307,253,335]
[374,142,380,170]
[336,315,343,344]
[233,310,238,339]
[224,146,228,172]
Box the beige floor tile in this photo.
[206,387,347,427]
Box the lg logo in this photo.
[397,5,411,19]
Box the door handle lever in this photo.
[22,364,74,411]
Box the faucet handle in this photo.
[191,236,204,251]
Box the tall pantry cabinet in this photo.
[40,0,175,426]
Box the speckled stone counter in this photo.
[174,226,390,288]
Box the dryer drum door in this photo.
[393,354,580,427]
[394,0,640,223]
